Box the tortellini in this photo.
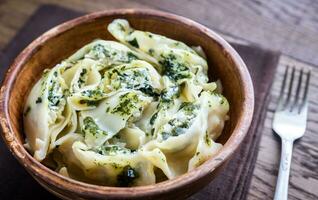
[23,19,229,187]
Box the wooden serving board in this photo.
[0,4,317,200]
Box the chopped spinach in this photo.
[47,80,64,109]
[159,54,191,81]
[82,117,107,137]
[92,44,111,58]
[111,92,140,116]
[160,85,180,103]
[139,84,160,99]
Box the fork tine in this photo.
[277,66,289,108]
[285,66,295,107]
[300,70,311,110]
[291,69,303,111]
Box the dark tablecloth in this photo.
[0,5,280,200]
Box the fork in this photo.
[272,66,310,200]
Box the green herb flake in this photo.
[105,107,111,113]
[91,44,111,58]
[81,89,104,99]
[35,97,42,104]
[96,145,131,156]
[160,86,180,103]
[205,131,212,146]
[118,23,125,32]
[111,162,122,169]
[47,79,64,109]
[148,48,155,56]
[79,99,98,106]
[128,38,139,48]
[111,92,140,116]
[149,112,158,125]
[139,84,160,99]
[42,69,51,77]
[179,102,200,115]
[82,117,107,137]
[159,54,191,81]
[64,65,72,71]
[80,68,87,76]
[127,52,138,62]
[24,106,31,116]
[151,128,155,136]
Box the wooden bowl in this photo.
[0,9,254,200]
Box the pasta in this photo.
[23,19,229,187]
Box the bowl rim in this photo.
[0,8,254,198]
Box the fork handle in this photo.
[274,138,294,200]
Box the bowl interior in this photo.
[8,13,246,147]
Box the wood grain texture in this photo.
[246,56,318,200]
[1,0,318,66]
[0,1,317,199]
[0,8,254,200]
[224,34,318,200]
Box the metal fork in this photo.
[272,66,310,200]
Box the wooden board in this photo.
[247,55,318,200]
[223,32,318,200]
[0,1,317,199]
[1,0,318,67]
